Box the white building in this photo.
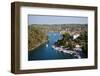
[73,34,80,40]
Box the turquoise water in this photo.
[28,32,76,61]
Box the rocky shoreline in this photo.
[52,45,82,59]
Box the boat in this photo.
[46,44,48,47]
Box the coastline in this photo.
[52,45,82,59]
[28,40,48,51]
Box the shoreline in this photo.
[28,40,48,51]
[52,45,82,59]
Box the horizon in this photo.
[28,15,88,25]
[29,24,88,25]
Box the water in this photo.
[28,32,76,61]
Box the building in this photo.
[73,34,80,40]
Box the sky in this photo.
[28,15,88,25]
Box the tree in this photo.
[78,31,88,57]
[62,33,70,41]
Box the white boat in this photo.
[52,45,55,49]
[46,44,48,47]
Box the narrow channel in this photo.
[28,32,77,61]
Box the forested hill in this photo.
[28,25,47,50]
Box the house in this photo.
[60,30,66,34]
[75,44,81,48]
[74,44,82,51]
[73,33,80,40]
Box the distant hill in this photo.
[29,24,87,33]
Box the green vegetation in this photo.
[79,31,88,56]
[29,24,87,33]
[28,24,88,57]
[28,25,47,50]
[55,31,88,56]
[55,33,75,50]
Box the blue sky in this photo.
[28,15,88,25]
